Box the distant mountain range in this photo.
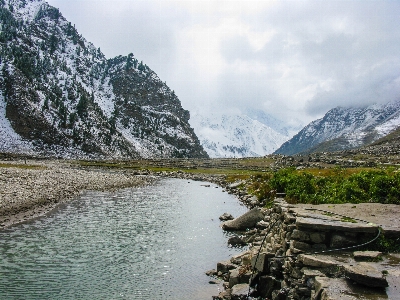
[0,0,207,159]
[189,110,301,158]
[274,101,400,155]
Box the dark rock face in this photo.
[0,0,208,159]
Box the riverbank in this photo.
[0,160,156,229]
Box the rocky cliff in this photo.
[0,0,207,159]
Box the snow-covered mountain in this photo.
[274,101,400,155]
[189,111,299,158]
[0,0,207,159]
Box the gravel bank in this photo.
[0,160,155,229]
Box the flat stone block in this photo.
[298,254,337,268]
[296,217,378,234]
[313,276,388,300]
[353,251,383,261]
[344,262,388,288]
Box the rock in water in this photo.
[222,208,264,231]
[228,235,247,246]
[219,212,234,221]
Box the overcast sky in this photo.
[46,0,400,126]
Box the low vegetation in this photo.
[247,167,400,205]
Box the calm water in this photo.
[0,178,248,299]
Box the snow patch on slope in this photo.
[190,111,296,158]
[0,94,33,154]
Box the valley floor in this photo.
[0,159,154,229]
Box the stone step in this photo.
[313,276,388,300]
[296,217,378,234]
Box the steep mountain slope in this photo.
[0,0,207,158]
[274,101,400,155]
[189,111,298,158]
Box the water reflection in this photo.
[0,178,248,300]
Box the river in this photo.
[0,178,248,299]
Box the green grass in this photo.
[340,216,357,223]
[0,163,45,170]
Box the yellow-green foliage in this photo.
[0,163,45,170]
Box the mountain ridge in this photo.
[189,111,300,158]
[0,0,208,159]
[274,101,400,155]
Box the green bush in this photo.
[247,168,400,205]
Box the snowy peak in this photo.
[274,101,400,155]
[190,111,297,158]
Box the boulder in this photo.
[231,283,249,300]
[219,212,234,221]
[228,235,247,246]
[229,181,245,189]
[222,208,264,231]
[217,260,237,273]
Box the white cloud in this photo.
[47,0,400,126]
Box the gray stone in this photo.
[220,212,234,221]
[249,196,259,206]
[313,276,388,300]
[301,268,325,278]
[290,240,312,252]
[382,226,400,238]
[310,232,325,244]
[296,217,378,233]
[222,208,264,231]
[217,260,237,273]
[251,251,275,273]
[313,277,355,300]
[206,269,218,276]
[229,268,241,288]
[330,234,358,248]
[229,268,252,288]
[231,283,250,300]
[228,235,247,246]
[298,254,337,268]
[214,289,231,300]
[353,251,383,261]
[344,262,388,288]
[291,229,310,242]
[256,220,269,229]
[229,181,245,189]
